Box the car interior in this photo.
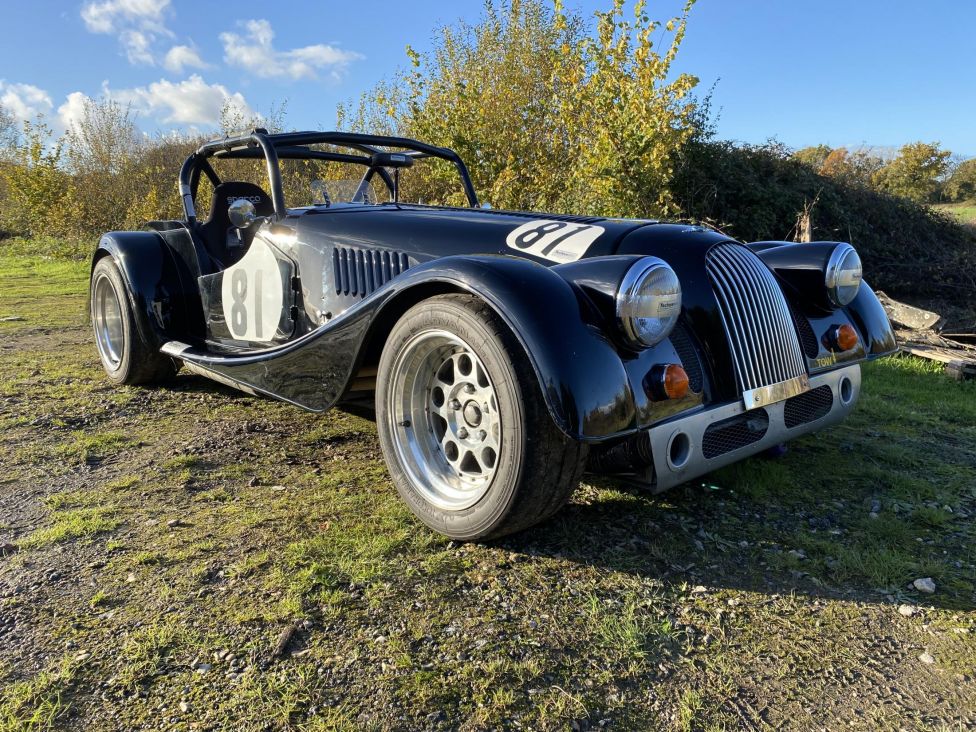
[197,180,275,269]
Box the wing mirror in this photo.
[228,198,257,228]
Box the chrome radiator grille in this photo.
[706,243,808,404]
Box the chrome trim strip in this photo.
[742,374,810,410]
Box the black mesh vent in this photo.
[788,301,820,359]
[702,409,769,459]
[333,247,410,298]
[783,385,833,428]
[668,322,704,393]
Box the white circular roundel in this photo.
[221,238,284,342]
[505,220,604,263]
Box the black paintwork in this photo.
[93,130,897,443]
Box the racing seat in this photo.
[198,181,275,268]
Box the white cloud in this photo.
[220,19,363,81]
[81,0,170,34]
[0,81,54,121]
[120,29,155,65]
[81,0,172,66]
[57,91,91,133]
[162,44,209,74]
[108,75,253,127]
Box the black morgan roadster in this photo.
[89,129,897,539]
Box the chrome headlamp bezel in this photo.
[825,243,862,307]
[615,257,682,349]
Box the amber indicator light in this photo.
[833,324,859,351]
[662,364,689,400]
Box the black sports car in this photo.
[89,129,897,539]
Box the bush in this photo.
[0,102,204,248]
[341,0,701,217]
[671,139,976,303]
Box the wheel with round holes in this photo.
[376,294,587,540]
[90,256,177,385]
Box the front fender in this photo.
[845,281,898,358]
[747,241,897,359]
[379,255,638,440]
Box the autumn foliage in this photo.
[340,0,700,218]
[0,0,973,317]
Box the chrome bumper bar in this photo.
[646,364,861,492]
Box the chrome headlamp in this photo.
[825,243,862,307]
[616,257,682,348]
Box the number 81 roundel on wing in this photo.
[220,238,286,342]
[505,220,605,263]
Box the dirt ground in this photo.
[1,256,975,731]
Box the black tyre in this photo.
[376,294,586,540]
[90,256,176,385]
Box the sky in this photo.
[0,0,973,156]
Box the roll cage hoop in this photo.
[177,129,480,224]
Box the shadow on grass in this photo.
[496,358,976,612]
[148,359,976,611]
[499,455,975,610]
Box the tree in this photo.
[58,97,143,236]
[0,117,70,237]
[871,141,950,203]
[819,147,884,186]
[63,97,139,176]
[793,145,832,171]
[0,104,17,158]
[944,158,976,202]
[341,0,701,218]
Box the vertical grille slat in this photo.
[339,249,350,295]
[355,251,365,296]
[737,251,794,382]
[706,243,808,394]
[711,252,770,383]
[708,260,759,388]
[731,246,790,381]
[332,247,411,299]
[729,248,789,381]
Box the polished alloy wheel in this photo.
[92,272,125,370]
[387,329,501,510]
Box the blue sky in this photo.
[0,1,973,156]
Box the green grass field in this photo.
[0,254,974,730]
[934,202,976,228]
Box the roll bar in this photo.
[177,129,480,223]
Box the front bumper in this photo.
[644,364,861,492]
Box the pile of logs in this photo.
[877,292,976,380]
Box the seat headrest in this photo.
[206,181,275,226]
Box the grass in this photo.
[0,254,90,331]
[0,236,92,261]
[934,202,976,228]
[113,621,197,691]
[56,430,131,464]
[1,254,975,729]
[0,658,77,732]
[24,508,120,548]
